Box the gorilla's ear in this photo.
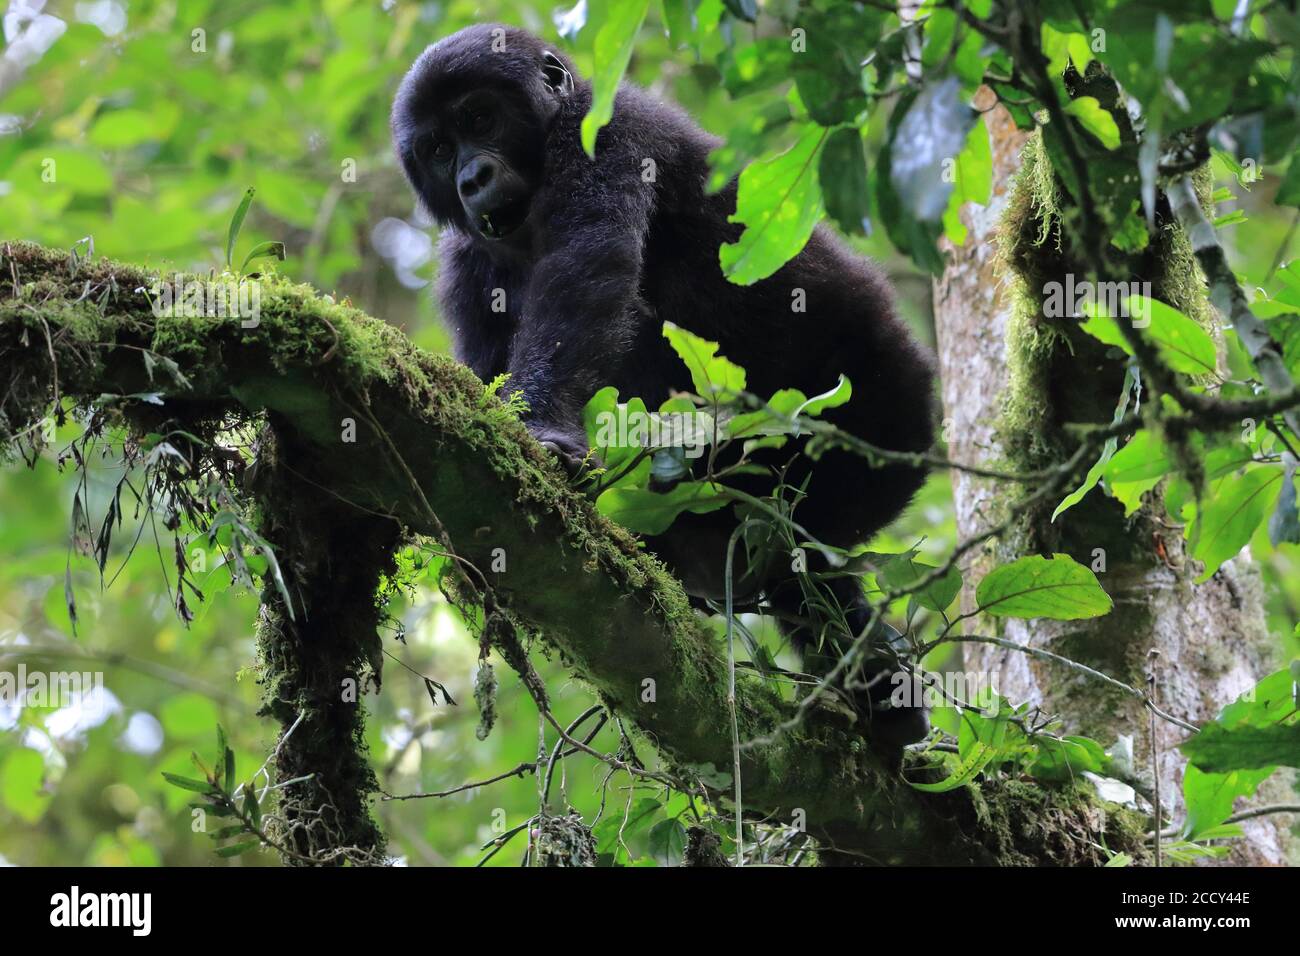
[542,51,574,96]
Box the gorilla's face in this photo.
[413,85,541,241]
[392,29,574,244]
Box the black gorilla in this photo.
[392,25,936,745]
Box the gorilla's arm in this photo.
[507,178,655,457]
[434,230,518,380]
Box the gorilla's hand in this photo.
[531,425,590,476]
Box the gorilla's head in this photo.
[391,25,577,243]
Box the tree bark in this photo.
[933,98,1292,865]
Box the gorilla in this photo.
[392,24,936,746]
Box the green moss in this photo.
[995,131,1069,476]
[970,777,1145,866]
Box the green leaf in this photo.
[222,744,235,793]
[1029,735,1106,781]
[1063,96,1120,150]
[1183,723,1300,773]
[1080,296,1217,377]
[239,240,286,274]
[662,322,746,396]
[583,387,653,488]
[243,786,262,830]
[975,554,1112,620]
[593,796,663,855]
[596,481,728,534]
[1182,764,1273,840]
[647,818,687,866]
[226,187,255,270]
[1104,430,1172,484]
[819,127,871,236]
[797,375,852,416]
[876,554,962,612]
[581,0,651,157]
[1042,23,1094,76]
[89,104,180,148]
[1180,670,1296,837]
[1182,669,1300,773]
[910,710,1010,792]
[1278,152,1300,208]
[1078,310,1132,353]
[161,772,217,794]
[720,123,827,285]
[1127,296,1218,376]
[1188,466,1283,581]
[726,377,851,440]
[941,115,992,246]
[1053,369,1137,520]
[1104,429,1170,515]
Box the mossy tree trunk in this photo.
[1,239,1152,865]
[933,96,1290,865]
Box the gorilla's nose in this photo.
[457,157,497,199]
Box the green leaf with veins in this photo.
[1188,465,1283,582]
[720,123,827,285]
[975,554,1112,620]
[595,481,728,535]
[580,0,650,157]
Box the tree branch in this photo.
[0,240,1144,864]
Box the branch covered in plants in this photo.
[0,240,1145,864]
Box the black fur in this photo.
[393,25,937,744]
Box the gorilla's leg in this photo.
[767,574,930,750]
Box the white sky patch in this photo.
[119,711,164,755]
[45,684,121,741]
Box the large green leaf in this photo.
[580,0,651,157]
[720,123,827,285]
[596,481,728,535]
[1181,670,1296,837]
[975,554,1112,620]
[1081,296,1216,376]
[1063,96,1120,150]
[1182,669,1300,772]
[1188,466,1283,581]
[1182,723,1300,773]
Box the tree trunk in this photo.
[933,95,1292,865]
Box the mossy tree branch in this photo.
[0,240,1143,865]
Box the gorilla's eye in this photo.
[430,138,453,163]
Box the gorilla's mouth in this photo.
[478,197,531,239]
